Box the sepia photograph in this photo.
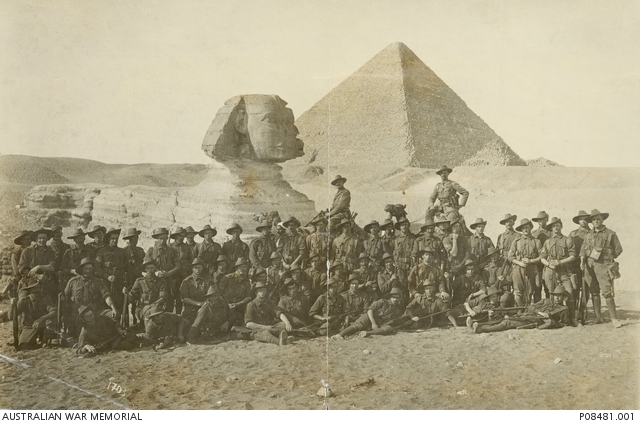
[0,0,638,412]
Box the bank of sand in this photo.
[0,292,638,410]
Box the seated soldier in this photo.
[463,286,505,328]
[143,304,189,349]
[219,258,252,326]
[377,253,407,298]
[129,258,168,325]
[15,279,57,350]
[277,278,311,328]
[408,248,448,299]
[472,285,570,334]
[363,280,382,308]
[304,252,327,303]
[289,263,312,298]
[451,259,487,306]
[352,253,377,292]
[309,277,349,336]
[212,255,230,285]
[188,285,231,343]
[341,275,368,326]
[242,282,292,346]
[180,258,211,325]
[405,284,458,329]
[75,305,137,355]
[332,288,404,340]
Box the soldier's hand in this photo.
[444,272,451,279]
[220,322,230,332]
[470,311,476,317]
[498,276,504,281]
[412,316,420,322]
[522,258,530,265]
[285,322,292,332]
[580,262,585,271]
[371,323,379,330]
[84,345,96,354]
[108,275,116,283]
[33,320,42,330]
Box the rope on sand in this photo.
[0,353,130,409]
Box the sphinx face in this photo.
[243,95,304,162]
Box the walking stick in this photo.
[121,288,129,329]
[12,298,19,351]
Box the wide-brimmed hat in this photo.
[434,216,450,226]
[255,223,271,232]
[283,216,301,228]
[327,277,340,286]
[357,253,370,262]
[170,227,186,238]
[184,226,198,235]
[531,211,549,223]
[363,220,380,233]
[463,259,476,268]
[253,267,266,278]
[21,279,41,291]
[336,219,351,231]
[310,215,328,225]
[380,252,394,264]
[66,228,86,240]
[331,175,347,185]
[394,217,410,230]
[75,257,95,274]
[572,210,591,225]
[329,261,343,271]
[348,274,360,284]
[191,258,205,267]
[198,225,217,238]
[282,277,296,288]
[253,281,268,291]
[217,255,229,263]
[469,218,487,230]
[499,214,517,225]
[151,227,169,239]
[205,285,221,297]
[485,247,499,258]
[50,225,63,233]
[234,257,249,267]
[420,218,436,232]
[226,222,243,235]
[87,225,106,238]
[145,303,165,319]
[30,228,52,240]
[589,209,609,221]
[269,252,281,261]
[545,217,563,231]
[515,218,533,232]
[308,252,321,262]
[435,165,453,175]
[122,228,142,239]
[389,287,402,297]
[416,246,436,257]
[13,230,32,245]
[380,219,394,230]
[486,286,502,297]
[139,257,158,271]
[550,285,568,296]
[104,228,121,239]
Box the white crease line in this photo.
[0,353,129,409]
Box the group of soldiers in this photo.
[2,166,625,354]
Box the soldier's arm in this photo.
[428,185,438,207]
[611,232,623,258]
[163,250,181,279]
[561,238,576,265]
[540,240,550,266]
[329,190,350,215]
[248,240,260,267]
[530,239,543,264]
[452,182,469,207]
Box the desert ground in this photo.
[0,156,638,409]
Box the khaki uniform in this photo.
[580,226,622,299]
[222,239,250,266]
[407,263,445,296]
[392,233,415,273]
[147,244,181,313]
[412,234,447,269]
[95,245,127,311]
[540,234,576,297]
[508,235,542,306]
[130,275,169,322]
[180,274,211,323]
[428,180,469,215]
[469,234,495,267]
[309,292,347,336]
[331,234,363,272]
[249,236,277,269]
[277,233,307,266]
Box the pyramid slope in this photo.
[291,42,525,171]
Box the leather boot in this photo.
[567,301,577,327]
[592,294,603,324]
[605,298,622,328]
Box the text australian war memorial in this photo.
[4,42,624,359]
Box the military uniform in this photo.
[16,289,57,349]
[76,313,135,354]
[219,272,252,325]
[337,298,404,337]
[278,291,311,327]
[306,232,329,265]
[309,290,348,335]
[508,235,542,307]
[304,266,327,302]
[129,274,169,322]
[222,239,250,266]
[122,243,145,288]
[392,233,415,274]
[196,240,223,272]
[451,273,487,306]
[377,266,407,297]
[363,235,387,269]
[277,232,307,267]
[180,274,211,323]
[64,274,112,335]
[60,245,93,292]
[469,234,495,268]
[405,292,451,328]
[407,263,445,296]
[189,295,230,342]
[95,245,127,311]
[329,186,351,223]
[442,234,470,276]
[412,234,447,270]
[428,180,469,216]
[19,245,58,296]
[249,235,277,269]
[580,225,622,300]
[243,296,287,344]
[341,289,368,321]
[147,244,181,313]
[144,312,189,344]
[172,240,195,283]
[331,233,363,272]
[474,298,567,333]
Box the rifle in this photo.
[56,293,62,344]
[121,289,129,329]
[12,298,19,350]
[385,308,452,327]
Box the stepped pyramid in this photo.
[293,42,525,169]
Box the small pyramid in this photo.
[293,42,525,169]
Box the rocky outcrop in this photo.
[526,157,563,167]
[461,139,526,166]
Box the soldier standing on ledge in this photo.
[328,175,351,231]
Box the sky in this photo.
[1,0,639,167]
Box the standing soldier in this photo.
[328,175,351,231]
[129,258,169,324]
[85,225,106,254]
[468,218,495,269]
[306,216,329,268]
[94,228,127,312]
[196,225,222,276]
[496,213,519,290]
[266,252,286,297]
[147,228,182,314]
[379,219,396,256]
[427,166,469,221]
[508,219,542,307]
[184,226,199,260]
[412,218,447,271]
[47,226,70,289]
[443,218,470,284]
[121,228,145,326]
[277,217,307,271]
[531,211,551,301]
[249,223,277,270]
[483,247,513,306]
[19,229,58,297]
[363,220,387,271]
[212,256,230,286]
[540,217,577,326]
[580,209,623,328]
[60,229,93,294]
[171,227,194,286]
[5,231,32,318]
[179,258,211,325]
[330,219,363,273]
[305,252,327,302]
[570,211,591,324]
[222,223,250,265]
[392,217,415,276]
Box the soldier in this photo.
[184,226,199,260]
[196,224,222,275]
[75,305,137,355]
[330,219,363,273]
[405,284,458,329]
[341,275,369,326]
[47,226,70,288]
[219,257,252,326]
[129,258,169,324]
[243,281,292,346]
[86,225,106,253]
[408,248,447,298]
[180,258,212,325]
[483,247,513,307]
[309,278,349,336]
[363,220,387,270]
[276,217,307,270]
[570,210,591,324]
[379,219,395,255]
[509,219,542,307]
[306,216,329,267]
[188,285,231,343]
[147,227,182,314]
[428,166,469,220]
[212,255,230,286]
[60,229,93,294]
[305,252,327,302]
[222,222,250,266]
[265,252,286,297]
[143,304,189,348]
[121,228,145,325]
[392,217,415,275]
[580,209,623,328]
[19,229,58,297]
[496,213,519,294]
[94,228,127,312]
[5,231,32,318]
[531,211,551,301]
[412,218,447,271]
[463,286,504,327]
[378,253,407,297]
[451,259,487,308]
[328,175,351,230]
[332,288,404,339]
[64,258,119,336]
[352,253,377,292]
[540,217,577,326]
[468,218,495,269]
[15,280,57,350]
[443,218,470,283]
[278,278,311,328]
[171,227,195,285]
[250,223,277,270]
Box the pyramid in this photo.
[293,42,525,169]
